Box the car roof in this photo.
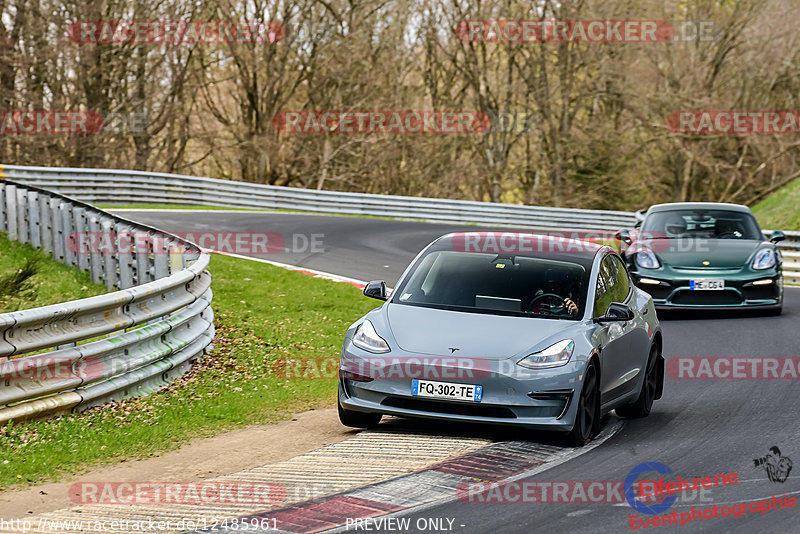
[646,202,752,214]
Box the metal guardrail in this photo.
[0,163,796,284]
[0,177,214,424]
[0,164,637,231]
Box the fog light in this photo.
[752,279,773,286]
[639,278,662,285]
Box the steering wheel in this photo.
[717,231,737,239]
[528,293,566,314]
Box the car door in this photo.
[594,254,638,405]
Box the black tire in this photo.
[616,344,660,418]
[338,401,382,428]
[567,362,600,446]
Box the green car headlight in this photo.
[752,248,776,270]
[635,250,661,269]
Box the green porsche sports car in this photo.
[618,202,784,313]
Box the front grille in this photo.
[381,397,517,418]
[671,290,742,305]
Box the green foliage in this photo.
[752,178,800,231]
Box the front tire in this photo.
[568,363,600,446]
[616,344,660,418]
[338,401,382,428]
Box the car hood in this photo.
[652,239,763,269]
[385,303,574,360]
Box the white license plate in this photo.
[690,279,725,290]
[411,379,483,402]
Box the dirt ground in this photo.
[0,407,353,518]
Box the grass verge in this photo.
[0,253,376,489]
[0,233,106,313]
[752,178,800,231]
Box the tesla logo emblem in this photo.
[449,347,460,353]
[702,261,710,266]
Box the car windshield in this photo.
[642,209,762,240]
[391,248,591,320]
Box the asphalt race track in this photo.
[116,210,800,533]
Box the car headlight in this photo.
[752,248,776,270]
[352,320,390,353]
[518,340,575,369]
[635,250,661,269]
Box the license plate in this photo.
[690,279,725,290]
[411,379,483,402]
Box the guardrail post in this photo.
[136,230,154,284]
[117,222,135,289]
[87,213,103,285]
[169,238,185,274]
[39,193,52,252]
[0,184,6,233]
[16,187,27,244]
[73,207,90,272]
[5,184,17,241]
[61,201,77,266]
[50,197,65,262]
[100,217,119,290]
[154,234,169,280]
[28,191,41,248]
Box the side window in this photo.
[594,255,630,317]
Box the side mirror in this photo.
[770,230,785,244]
[595,302,634,323]
[615,229,633,245]
[363,280,387,301]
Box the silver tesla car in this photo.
[337,232,664,445]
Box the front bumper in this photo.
[631,268,782,309]
[338,344,589,431]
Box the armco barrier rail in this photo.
[0,164,637,231]
[1,163,797,285]
[0,163,797,283]
[0,177,214,424]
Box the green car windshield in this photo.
[642,209,762,240]
[391,249,590,320]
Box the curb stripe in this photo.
[198,428,621,534]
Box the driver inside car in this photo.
[715,218,742,238]
[530,268,580,316]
